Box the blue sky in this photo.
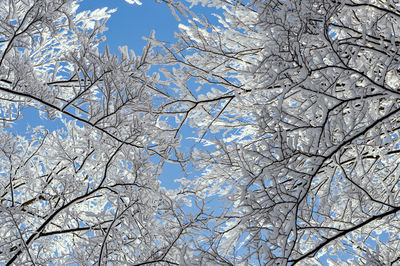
[78,0,181,53]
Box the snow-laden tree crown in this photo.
[1,0,400,265]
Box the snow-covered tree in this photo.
[0,0,197,264]
[2,0,400,265]
[153,0,400,264]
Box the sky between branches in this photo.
[13,0,220,189]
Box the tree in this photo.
[0,0,194,264]
[152,0,400,264]
[1,0,400,265]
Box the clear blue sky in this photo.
[78,0,181,53]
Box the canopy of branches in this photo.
[1,0,400,265]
